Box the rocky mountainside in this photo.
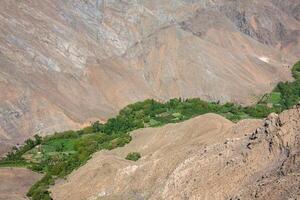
[0,168,41,200]
[51,106,300,200]
[0,0,300,154]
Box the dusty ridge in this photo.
[51,107,300,200]
[1,0,300,152]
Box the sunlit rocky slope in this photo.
[51,106,300,200]
[1,0,300,154]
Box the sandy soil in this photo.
[0,168,41,200]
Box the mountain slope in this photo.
[0,168,41,200]
[51,107,300,200]
[0,0,299,154]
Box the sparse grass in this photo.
[0,160,32,168]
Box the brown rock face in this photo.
[0,0,300,154]
[51,108,300,200]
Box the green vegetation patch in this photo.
[264,92,282,105]
[126,152,141,161]
[42,139,76,153]
[292,61,300,79]
[0,160,32,168]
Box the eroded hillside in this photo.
[0,168,41,200]
[1,0,300,153]
[51,106,300,200]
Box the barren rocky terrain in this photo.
[51,106,300,200]
[0,168,41,200]
[1,0,300,153]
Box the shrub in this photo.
[125,152,141,161]
[27,174,54,200]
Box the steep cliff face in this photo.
[0,0,299,154]
[51,107,300,200]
